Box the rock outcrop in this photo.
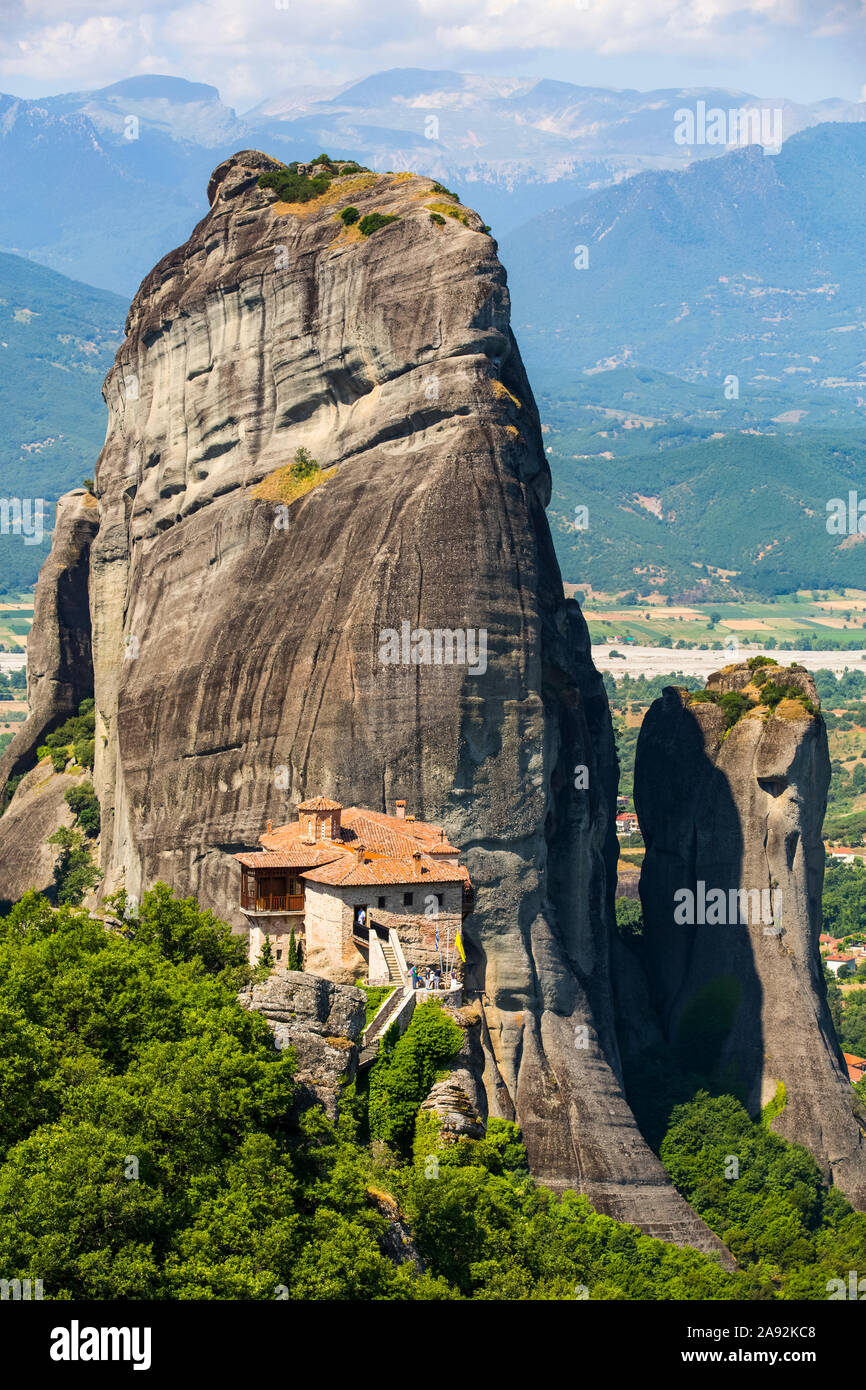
[635,663,866,1207]
[419,1002,487,1144]
[238,968,366,1119]
[0,488,98,902]
[0,150,728,1255]
[0,761,89,904]
[0,490,97,792]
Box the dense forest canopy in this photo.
[1,886,865,1300]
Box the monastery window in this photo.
[403,891,414,907]
[377,896,386,909]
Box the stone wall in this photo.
[246,913,304,967]
[303,882,363,983]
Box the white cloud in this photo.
[0,0,862,106]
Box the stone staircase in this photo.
[358,983,414,1069]
[380,936,403,984]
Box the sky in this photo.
[0,0,864,109]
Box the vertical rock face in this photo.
[1,151,727,1254]
[635,665,866,1207]
[0,490,98,903]
[0,489,97,789]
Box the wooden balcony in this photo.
[241,892,305,914]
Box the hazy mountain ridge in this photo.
[0,253,126,591]
[1,69,863,292]
[504,121,866,398]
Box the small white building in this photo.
[826,954,856,978]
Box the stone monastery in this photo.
[234,798,473,986]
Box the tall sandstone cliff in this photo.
[635,664,866,1207]
[0,152,726,1254]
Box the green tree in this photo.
[287,925,302,972]
[64,782,100,836]
[47,826,100,905]
[368,1003,462,1153]
[289,446,319,480]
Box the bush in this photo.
[429,182,459,201]
[73,737,95,771]
[429,213,445,226]
[258,167,332,204]
[289,446,319,480]
[64,783,100,837]
[358,213,399,237]
[689,687,754,729]
[615,897,643,939]
[40,699,96,775]
[756,679,817,716]
[339,206,359,225]
[47,826,100,906]
[368,1002,462,1153]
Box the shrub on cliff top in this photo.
[358,212,399,237]
[689,687,754,730]
[258,165,332,204]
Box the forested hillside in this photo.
[2,886,865,1300]
[0,253,125,592]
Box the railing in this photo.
[240,893,304,913]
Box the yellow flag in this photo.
[455,930,466,962]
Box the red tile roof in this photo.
[844,1053,866,1082]
[234,848,345,870]
[302,852,468,887]
[234,800,471,890]
[259,806,460,860]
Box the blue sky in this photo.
[0,0,864,108]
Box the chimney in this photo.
[395,799,406,819]
[266,820,273,834]
[355,842,366,862]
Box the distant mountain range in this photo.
[0,253,126,592]
[1,71,865,602]
[503,121,866,405]
[1,69,863,293]
[499,120,866,598]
